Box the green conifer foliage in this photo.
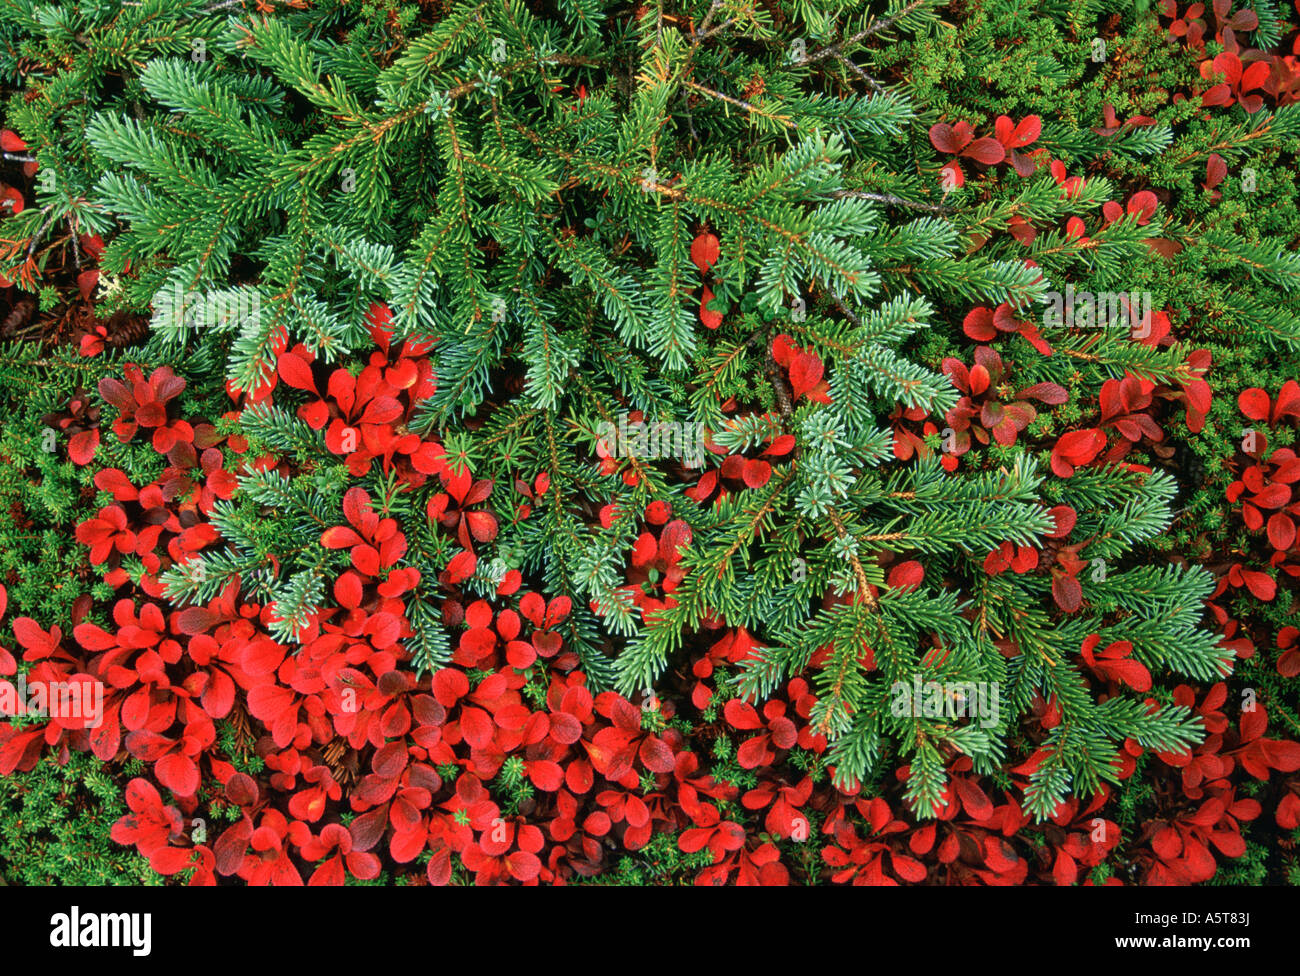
[1,0,1266,823]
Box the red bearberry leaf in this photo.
[690,232,720,273]
[444,550,476,584]
[460,706,494,748]
[699,286,723,329]
[1238,388,1271,421]
[1052,574,1083,612]
[724,699,763,730]
[1240,569,1276,601]
[788,351,824,400]
[1252,483,1292,509]
[432,669,469,707]
[963,308,996,341]
[928,123,961,154]
[155,753,199,797]
[68,428,99,466]
[1205,154,1227,190]
[321,526,364,549]
[742,459,772,489]
[962,138,1006,164]
[638,736,676,773]
[77,270,99,301]
[1268,513,1296,551]
[887,561,924,591]
[277,352,317,392]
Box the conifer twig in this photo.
[24,205,57,260]
[827,508,876,609]
[834,189,954,215]
[682,80,797,131]
[796,0,929,65]
[836,54,886,95]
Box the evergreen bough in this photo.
[1,0,1269,820]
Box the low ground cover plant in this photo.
[0,0,1298,885]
